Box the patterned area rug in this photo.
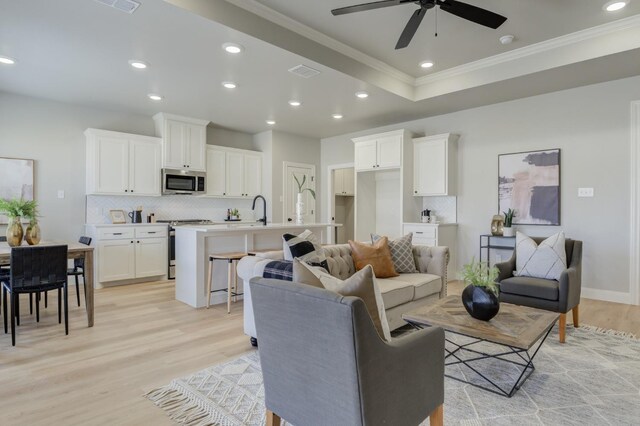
[146,325,640,425]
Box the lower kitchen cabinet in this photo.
[86,224,168,286]
[403,223,457,281]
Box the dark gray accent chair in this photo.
[496,238,582,343]
[250,278,445,426]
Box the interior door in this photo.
[284,162,316,223]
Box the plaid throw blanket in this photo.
[263,260,293,281]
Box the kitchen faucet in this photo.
[252,195,267,226]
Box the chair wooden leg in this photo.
[572,305,579,328]
[75,274,81,307]
[429,404,444,426]
[266,410,281,426]
[227,260,233,314]
[559,313,567,343]
[206,258,213,309]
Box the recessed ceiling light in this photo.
[222,43,243,54]
[0,56,16,65]
[222,81,237,89]
[355,91,369,99]
[128,59,148,69]
[420,61,434,69]
[288,100,302,107]
[266,120,276,125]
[332,114,343,119]
[603,1,628,11]
[148,94,163,101]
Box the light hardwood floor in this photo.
[1,280,638,426]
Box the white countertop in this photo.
[404,222,458,227]
[85,223,168,227]
[177,222,340,232]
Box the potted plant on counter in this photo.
[460,258,500,321]
[0,198,39,247]
[502,208,516,237]
[293,175,316,225]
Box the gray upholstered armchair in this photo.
[250,278,445,426]
[495,238,583,343]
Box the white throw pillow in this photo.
[516,231,567,281]
[282,229,319,260]
[299,261,392,341]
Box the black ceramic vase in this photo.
[462,285,500,321]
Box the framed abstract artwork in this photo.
[0,157,34,224]
[498,149,560,225]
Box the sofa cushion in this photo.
[321,244,355,280]
[297,262,391,341]
[349,237,398,278]
[499,276,559,301]
[283,230,328,270]
[371,233,418,274]
[385,273,442,300]
[292,258,324,288]
[376,279,414,309]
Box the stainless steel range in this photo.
[157,219,214,279]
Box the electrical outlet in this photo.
[578,187,594,197]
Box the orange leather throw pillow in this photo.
[348,237,399,278]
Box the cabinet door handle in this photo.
[113,232,122,236]
[148,231,156,234]
[415,231,424,234]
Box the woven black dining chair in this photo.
[1,245,69,346]
[66,236,92,306]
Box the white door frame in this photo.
[326,162,354,244]
[282,161,316,224]
[630,101,640,306]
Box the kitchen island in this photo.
[175,223,339,308]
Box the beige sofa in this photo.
[237,243,449,340]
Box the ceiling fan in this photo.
[331,0,507,49]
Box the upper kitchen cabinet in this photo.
[334,167,355,196]
[413,133,459,197]
[85,129,162,196]
[153,113,209,171]
[205,146,262,198]
[352,130,408,171]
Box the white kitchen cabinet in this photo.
[85,129,162,196]
[98,240,136,282]
[403,223,458,280]
[334,168,355,196]
[135,238,168,278]
[153,113,209,171]
[87,224,168,286]
[205,146,263,198]
[413,133,458,196]
[353,130,404,171]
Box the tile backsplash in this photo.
[422,196,457,224]
[86,195,259,224]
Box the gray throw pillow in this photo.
[371,233,418,273]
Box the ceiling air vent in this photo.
[94,0,141,14]
[288,64,321,79]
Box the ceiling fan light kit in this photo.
[332,0,507,49]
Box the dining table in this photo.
[0,241,94,327]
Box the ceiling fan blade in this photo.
[395,7,427,49]
[437,0,507,29]
[331,0,412,16]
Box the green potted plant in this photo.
[230,208,240,220]
[0,198,38,247]
[293,175,315,225]
[460,258,500,321]
[502,208,516,237]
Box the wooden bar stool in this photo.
[206,252,246,313]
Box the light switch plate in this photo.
[578,187,594,197]
[57,190,65,199]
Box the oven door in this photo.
[163,170,196,194]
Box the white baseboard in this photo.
[581,288,633,305]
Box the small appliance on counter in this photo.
[421,209,431,223]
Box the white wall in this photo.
[321,75,640,299]
[0,92,260,239]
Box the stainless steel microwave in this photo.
[162,169,206,195]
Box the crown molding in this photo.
[415,14,640,87]
[228,0,416,85]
